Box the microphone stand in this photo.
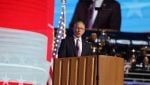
[96,30,103,85]
[94,3,103,85]
[88,1,104,84]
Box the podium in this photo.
[53,55,124,85]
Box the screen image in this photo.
[54,0,150,33]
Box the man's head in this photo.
[90,33,97,41]
[73,21,85,38]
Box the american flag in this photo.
[52,4,66,58]
[48,1,66,85]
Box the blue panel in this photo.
[118,0,150,32]
[54,0,78,28]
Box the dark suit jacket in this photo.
[70,0,121,31]
[58,36,92,58]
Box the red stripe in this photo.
[0,82,32,85]
[50,66,53,79]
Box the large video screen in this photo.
[54,0,150,33]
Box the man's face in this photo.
[73,22,85,38]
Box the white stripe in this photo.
[48,23,54,29]
[0,63,47,73]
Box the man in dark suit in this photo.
[69,0,121,31]
[58,21,92,58]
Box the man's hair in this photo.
[73,21,85,28]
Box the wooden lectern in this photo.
[53,55,124,85]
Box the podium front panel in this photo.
[98,55,124,85]
[53,56,124,85]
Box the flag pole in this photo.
[61,0,66,38]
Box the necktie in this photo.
[76,39,80,57]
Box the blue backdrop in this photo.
[54,0,150,33]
